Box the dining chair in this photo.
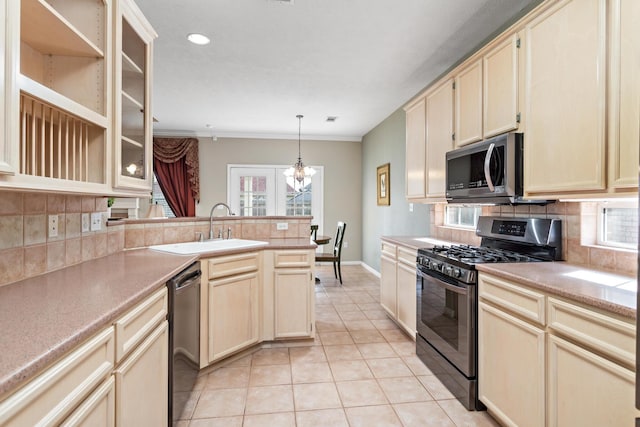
[315,222,346,285]
[310,224,318,241]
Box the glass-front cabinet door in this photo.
[114,0,156,192]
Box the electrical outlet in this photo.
[90,212,102,231]
[409,203,414,212]
[48,215,58,238]
[343,241,348,248]
[276,222,289,230]
[81,213,90,232]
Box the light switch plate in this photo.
[81,213,90,232]
[48,214,58,238]
[276,222,288,230]
[90,212,101,231]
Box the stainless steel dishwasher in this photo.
[167,261,201,424]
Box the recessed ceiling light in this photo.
[326,116,338,122]
[187,33,210,45]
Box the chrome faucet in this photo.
[209,202,234,240]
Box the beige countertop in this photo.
[476,262,637,319]
[381,236,454,251]
[0,239,315,399]
[381,235,637,320]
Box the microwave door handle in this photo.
[484,142,496,192]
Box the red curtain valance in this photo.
[153,137,200,202]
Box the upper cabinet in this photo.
[0,0,156,196]
[1,0,111,193]
[403,78,453,202]
[454,60,483,147]
[524,0,638,199]
[608,0,639,190]
[524,0,607,196]
[425,78,454,199]
[483,34,520,139]
[404,97,426,200]
[114,0,155,192]
[0,0,9,174]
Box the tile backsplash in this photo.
[0,190,120,286]
[429,202,637,276]
[0,189,311,286]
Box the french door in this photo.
[228,165,323,223]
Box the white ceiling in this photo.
[135,0,541,141]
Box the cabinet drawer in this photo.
[114,287,167,363]
[381,241,397,258]
[0,327,114,427]
[208,252,260,279]
[273,250,312,268]
[478,274,546,325]
[60,376,115,427]
[397,247,417,267]
[548,297,635,368]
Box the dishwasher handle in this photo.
[173,270,201,291]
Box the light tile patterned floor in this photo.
[175,264,500,427]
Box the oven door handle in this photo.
[417,269,468,295]
[484,142,496,192]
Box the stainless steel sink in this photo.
[149,238,268,254]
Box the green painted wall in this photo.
[361,108,430,272]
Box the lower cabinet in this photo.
[379,240,417,339]
[274,263,314,339]
[478,272,640,427]
[61,376,115,427]
[114,321,168,427]
[208,271,260,362]
[0,286,169,427]
[478,301,546,427]
[261,249,316,341]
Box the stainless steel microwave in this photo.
[445,132,530,204]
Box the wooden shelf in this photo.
[122,136,143,149]
[21,0,104,58]
[122,51,143,75]
[122,90,143,110]
[18,74,108,128]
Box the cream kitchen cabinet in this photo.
[380,241,398,318]
[479,272,640,427]
[113,0,156,193]
[269,250,316,339]
[113,286,168,427]
[478,274,546,427]
[608,0,639,191]
[524,0,608,197]
[379,240,417,339]
[114,321,168,427]
[404,97,426,200]
[0,0,156,196]
[0,328,115,427]
[454,60,483,147]
[204,252,261,364]
[424,78,454,200]
[60,376,115,427]
[483,33,521,138]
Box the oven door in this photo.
[416,268,475,377]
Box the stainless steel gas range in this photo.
[415,216,562,410]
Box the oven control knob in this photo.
[430,262,440,271]
[452,268,462,278]
[444,266,452,276]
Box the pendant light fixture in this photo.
[284,114,315,185]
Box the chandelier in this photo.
[284,114,315,185]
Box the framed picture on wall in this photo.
[377,163,390,206]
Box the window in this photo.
[597,202,638,249]
[228,165,323,223]
[152,174,176,218]
[445,205,481,229]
